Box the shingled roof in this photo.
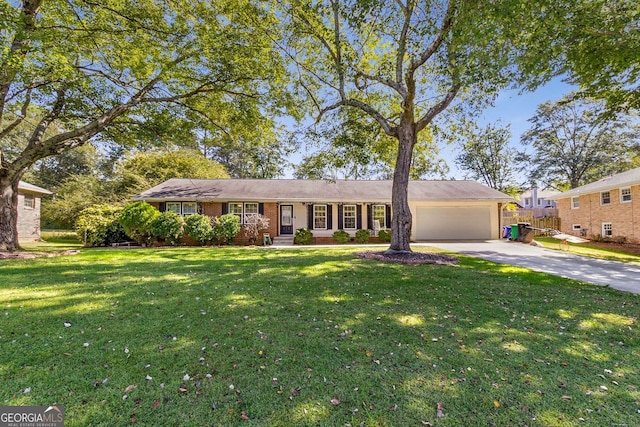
[548,167,640,199]
[133,178,513,203]
[18,181,52,195]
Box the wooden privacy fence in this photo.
[503,214,561,236]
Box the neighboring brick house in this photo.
[17,181,52,242]
[549,167,640,243]
[133,178,514,244]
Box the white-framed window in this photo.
[537,198,542,206]
[524,198,531,207]
[572,224,581,231]
[314,204,327,229]
[23,193,35,209]
[571,196,580,209]
[244,202,259,223]
[228,202,243,220]
[601,191,611,205]
[621,187,632,203]
[182,202,197,216]
[602,222,613,238]
[343,205,356,229]
[373,205,386,229]
[228,202,260,223]
[166,202,182,215]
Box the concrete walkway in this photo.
[421,240,640,295]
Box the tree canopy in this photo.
[0,0,287,250]
[455,121,519,195]
[278,0,569,251]
[521,94,640,190]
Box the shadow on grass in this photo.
[0,247,638,426]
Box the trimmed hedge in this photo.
[294,228,313,245]
[332,229,350,243]
[150,211,185,246]
[355,229,371,243]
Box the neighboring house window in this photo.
[602,223,613,238]
[601,191,611,205]
[524,198,531,207]
[244,202,259,223]
[572,224,581,231]
[314,205,327,229]
[621,187,632,203]
[571,197,579,209]
[537,198,542,206]
[182,202,197,216]
[373,205,386,229]
[23,194,35,209]
[343,205,356,229]
[166,202,182,215]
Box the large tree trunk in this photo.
[386,121,416,253]
[0,174,21,252]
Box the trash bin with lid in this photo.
[510,224,518,240]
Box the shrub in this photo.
[185,214,213,245]
[150,211,185,246]
[332,229,350,243]
[118,201,159,245]
[75,204,128,247]
[377,229,391,243]
[294,228,313,245]
[244,214,270,245]
[355,229,371,243]
[211,213,241,245]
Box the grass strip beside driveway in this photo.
[1,247,638,426]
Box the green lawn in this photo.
[1,246,638,426]
[535,237,640,264]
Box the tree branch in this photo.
[395,0,412,85]
[415,82,460,132]
[0,88,32,140]
[355,71,407,97]
[408,1,456,74]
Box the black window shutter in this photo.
[222,203,228,215]
[367,204,373,229]
[258,203,264,215]
[357,205,363,229]
[307,204,314,230]
[159,202,166,212]
[337,205,343,229]
[385,205,392,229]
[326,204,333,229]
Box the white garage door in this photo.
[415,206,492,240]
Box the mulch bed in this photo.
[0,250,80,260]
[354,251,458,265]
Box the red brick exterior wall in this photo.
[557,184,640,243]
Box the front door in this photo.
[280,205,293,235]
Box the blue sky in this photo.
[440,78,577,181]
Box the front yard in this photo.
[1,246,638,426]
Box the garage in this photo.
[415,206,492,240]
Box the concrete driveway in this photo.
[421,240,640,295]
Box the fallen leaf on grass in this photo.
[178,384,188,394]
[437,402,444,418]
[63,352,72,357]
[153,400,160,409]
[240,411,249,420]
[330,396,340,406]
[561,395,572,400]
[493,401,500,407]
[124,385,136,393]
